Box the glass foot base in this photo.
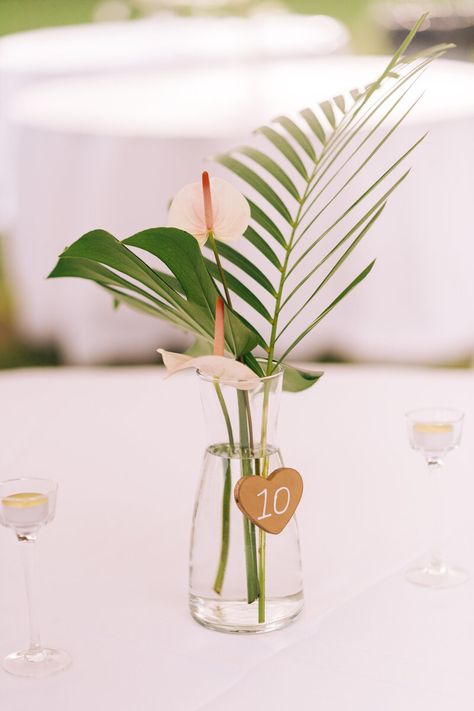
[3,647,72,678]
[406,563,469,589]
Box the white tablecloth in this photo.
[0,364,473,709]
[0,15,348,74]
[6,56,474,364]
[0,14,348,229]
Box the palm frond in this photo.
[214,19,452,368]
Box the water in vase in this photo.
[189,443,303,634]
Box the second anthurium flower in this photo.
[158,297,259,390]
[167,172,250,247]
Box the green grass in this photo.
[0,0,378,49]
[0,0,97,35]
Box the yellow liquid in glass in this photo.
[2,492,48,508]
[413,423,453,435]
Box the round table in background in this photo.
[6,56,474,364]
[0,13,349,228]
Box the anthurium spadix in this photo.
[167,172,250,247]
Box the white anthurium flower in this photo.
[167,174,250,247]
[157,349,259,390]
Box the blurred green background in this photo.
[0,0,370,30]
[0,0,377,47]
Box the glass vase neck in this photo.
[197,366,283,456]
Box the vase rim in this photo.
[196,360,283,387]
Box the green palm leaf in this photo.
[247,200,287,247]
[254,126,308,179]
[273,116,316,161]
[235,147,301,200]
[215,17,452,371]
[319,100,337,129]
[214,155,293,224]
[300,108,326,145]
[244,226,282,270]
[204,258,273,324]
[209,240,277,295]
[279,261,377,363]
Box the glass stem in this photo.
[19,537,42,652]
[427,458,444,572]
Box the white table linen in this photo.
[7,56,474,364]
[0,14,348,229]
[0,364,473,709]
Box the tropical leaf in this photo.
[247,200,287,247]
[244,226,282,270]
[277,205,387,343]
[300,108,326,145]
[254,126,308,179]
[124,228,263,355]
[51,229,182,306]
[274,116,316,160]
[210,240,277,295]
[49,228,260,357]
[204,258,273,324]
[185,336,214,357]
[282,364,324,392]
[214,17,452,371]
[235,147,301,200]
[214,155,293,224]
[319,100,337,129]
[279,262,377,363]
[48,255,193,331]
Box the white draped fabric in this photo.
[0,364,472,708]
[6,56,474,364]
[0,14,348,228]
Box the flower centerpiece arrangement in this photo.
[49,18,449,633]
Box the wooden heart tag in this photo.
[234,467,303,535]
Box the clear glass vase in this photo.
[189,365,303,633]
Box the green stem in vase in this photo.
[210,212,269,616]
[213,457,231,595]
[212,383,234,595]
[257,380,271,623]
[238,390,259,604]
[258,528,266,623]
[207,219,260,604]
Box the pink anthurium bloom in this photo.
[158,296,258,389]
[167,172,250,247]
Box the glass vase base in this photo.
[3,647,72,678]
[406,563,469,589]
[190,592,303,634]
